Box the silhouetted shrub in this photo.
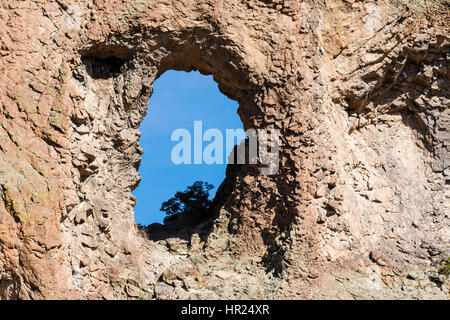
[161,181,214,223]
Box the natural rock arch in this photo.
[67,23,304,298]
[0,0,448,299]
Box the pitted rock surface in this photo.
[0,0,448,299]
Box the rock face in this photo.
[0,0,448,299]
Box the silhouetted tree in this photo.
[160,181,214,223]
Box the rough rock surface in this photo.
[0,0,448,299]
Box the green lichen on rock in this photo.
[49,112,67,134]
[117,0,152,23]
[402,0,449,16]
[438,256,450,276]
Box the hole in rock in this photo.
[133,70,245,241]
[81,45,133,79]
[82,56,126,79]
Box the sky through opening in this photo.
[133,70,244,226]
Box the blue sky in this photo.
[132,70,244,225]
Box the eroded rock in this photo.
[0,0,448,299]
